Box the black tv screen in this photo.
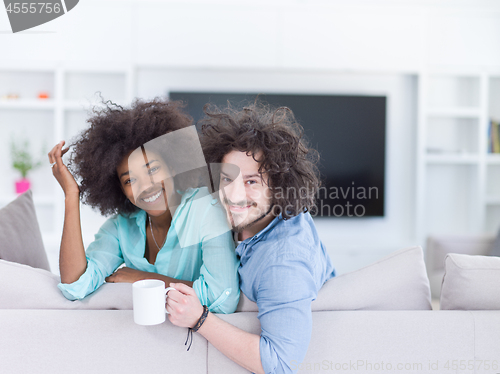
[169,92,386,217]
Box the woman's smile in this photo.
[141,188,163,204]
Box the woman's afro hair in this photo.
[68,98,193,216]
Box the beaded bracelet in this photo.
[185,305,209,351]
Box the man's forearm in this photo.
[197,312,265,374]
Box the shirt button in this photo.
[225,291,230,295]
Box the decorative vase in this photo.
[15,178,30,194]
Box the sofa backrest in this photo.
[236,246,432,312]
[1,246,432,312]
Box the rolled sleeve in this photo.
[257,256,316,374]
[57,258,108,300]
[193,231,240,314]
[57,217,124,300]
[192,199,240,314]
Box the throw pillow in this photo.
[0,190,50,271]
[440,253,500,310]
[236,246,432,312]
[425,235,495,299]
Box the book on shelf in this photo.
[488,119,500,154]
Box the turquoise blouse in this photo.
[58,187,240,314]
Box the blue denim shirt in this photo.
[236,212,335,374]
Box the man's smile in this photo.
[227,204,253,213]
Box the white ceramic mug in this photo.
[132,279,175,325]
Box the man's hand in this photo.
[166,282,204,328]
[105,267,149,283]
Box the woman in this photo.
[48,99,239,314]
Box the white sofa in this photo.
[2,309,500,374]
[2,244,500,374]
[1,192,500,374]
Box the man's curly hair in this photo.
[68,98,193,216]
[199,102,321,219]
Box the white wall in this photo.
[2,0,500,274]
[2,1,500,69]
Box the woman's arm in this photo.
[59,192,87,283]
[48,141,87,284]
[57,218,125,300]
[104,267,193,287]
[50,142,125,300]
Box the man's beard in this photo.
[223,199,274,233]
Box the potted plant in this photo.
[10,138,43,194]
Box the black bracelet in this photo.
[185,305,208,351]
[192,305,209,332]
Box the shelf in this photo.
[426,107,481,118]
[489,77,500,121]
[425,154,479,164]
[486,154,500,164]
[426,117,479,154]
[0,100,55,110]
[427,75,480,108]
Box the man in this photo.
[166,103,335,374]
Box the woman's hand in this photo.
[166,282,204,328]
[48,140,79,196]
[105,267,151,283]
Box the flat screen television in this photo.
[169,92,386,217]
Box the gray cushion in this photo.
[0,260,133,310]
[236,246,432,312]
[0,190,50,271]
[440,253,500,310]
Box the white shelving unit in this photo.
[416,69,500,242]
[0,64,134,273]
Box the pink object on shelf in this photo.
[15,179,31,194]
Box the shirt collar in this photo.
[238,213,283,244]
